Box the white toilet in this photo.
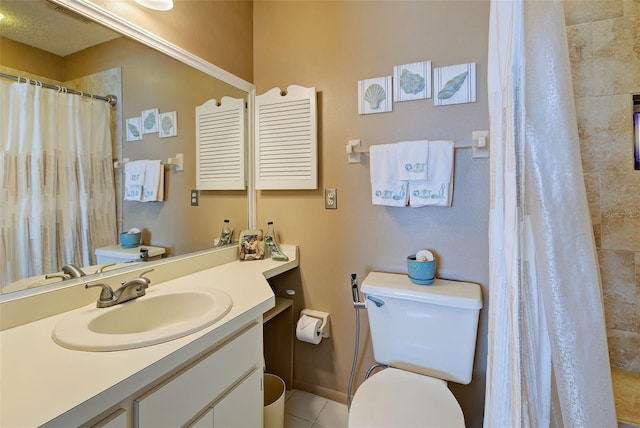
[348,271,483,428]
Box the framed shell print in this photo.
[159,111,177,138]
[393,61,431,102]
[434,63,476,106]
[126,117,142,142]
[141,108,159,134]
[358,76,393,115]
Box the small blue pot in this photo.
[407,255,436,285]
[120,232,141,248]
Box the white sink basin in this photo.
[52,288,232,351]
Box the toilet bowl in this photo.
[348,368,464,428]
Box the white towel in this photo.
[396,140,429,181]
[409,140,454,207]
[370,144,408,207]
[124,160,146,185]
[141,160,164,202]
[124,185,142,201]
[123,160,145,201]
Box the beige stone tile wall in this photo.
[565,0,640,373]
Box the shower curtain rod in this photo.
[0,72,118,106]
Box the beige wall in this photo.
[254,1,490,426]
[90,0,254,83]
[566,1,640,373]
[0,36,64,82]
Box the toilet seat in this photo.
[348,368,465,428]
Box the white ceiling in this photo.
[0,0,121,57]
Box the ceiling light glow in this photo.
[134,0,173,11]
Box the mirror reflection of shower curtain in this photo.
[485,1,616,427]
[0,80,117,290]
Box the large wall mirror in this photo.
[0,0,256,296]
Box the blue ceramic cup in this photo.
[407,255,436,285]
[120,232,141,249]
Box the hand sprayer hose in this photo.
[347,273,360,411]
[347,302,360,411]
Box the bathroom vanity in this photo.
[0,245,298,427]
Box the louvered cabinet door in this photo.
[195,96,246,190]
[255,85,317,190]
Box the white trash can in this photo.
[263,374,285,428]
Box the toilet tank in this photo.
[361,271,482,385]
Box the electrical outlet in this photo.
[190,190,199,206]
[325,188,337,209]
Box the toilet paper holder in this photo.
[300,309,330,338]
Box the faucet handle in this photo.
[85,282,114,302]
[94,263,116,274]
[45,273,69,281]
[138,268,154,279]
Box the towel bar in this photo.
[346,130,489,163]
[114,153,184,171]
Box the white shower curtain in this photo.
[0,80,117,290]
[484,1,616,427]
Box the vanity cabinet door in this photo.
[190,368,262,428]
[134,323,262,427]
[213,368,262,427]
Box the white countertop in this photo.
[0,246,298,428]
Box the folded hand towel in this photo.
[124,160,146,186]
[125,185,142,201]
[141,160,164,202]
[396,140,429,181]
[409,140,454,207]
[370,144,408,207]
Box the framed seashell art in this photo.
[393,61,431,102]
[126,116,143,142]
[159,111,177,138]
[141,108,159,134]
[434,63,477,106]
[358,76,393,115]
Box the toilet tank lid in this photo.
[361,271,482,309]
[95,245,166,259]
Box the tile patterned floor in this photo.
[284,390,348,428]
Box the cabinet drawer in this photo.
[135,323,262,427]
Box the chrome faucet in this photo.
[86,269,154,308]
[62,264,86,278]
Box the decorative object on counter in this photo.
[215,219,233,247]
[141,108,159,134]
[434,63,476,106]
[120,228,141,248]
[239,229,264,261]
[158,111,177,138]
[393,60,431,102]
[407,249,436,285]
[358,76,393,115]
[264,221,289,261]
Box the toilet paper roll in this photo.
[296,315,322,344]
